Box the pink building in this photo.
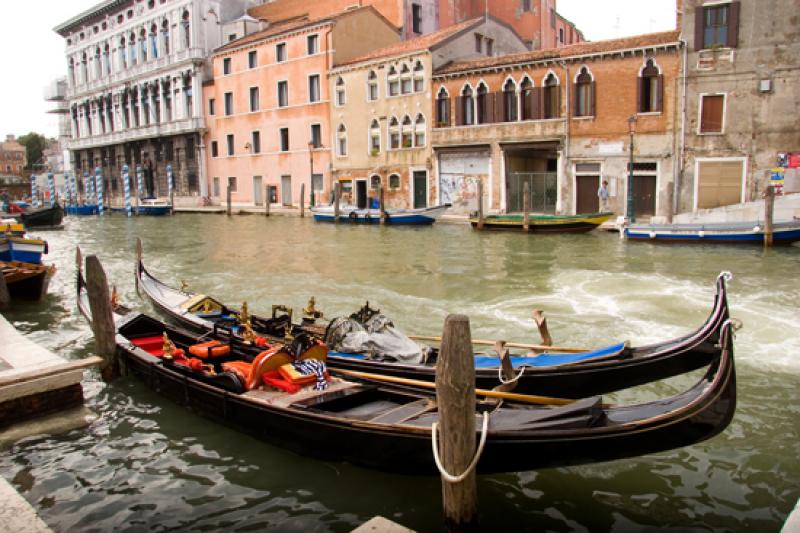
[203,7,400,206]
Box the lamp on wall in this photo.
[627,114,637,223]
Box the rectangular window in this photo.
[389,174,400,189]
[312,173,323,192]
[208,98,215,115]
[700,94,724,133]
[278,81,288,107]
[485,38,494,56]
[252,131,261,153]
[226,134,234,156]
[276,42,286,62]
[412,3,422,34]
[521,0,531,11]
[307,34,318,55]
[559,28,564,43]
[249,87,259,112]
[368,82,378,101]
[228,176,237,192]
[224,92,233,115]
[211,140,218,157]
[248,50,257,69]
[311,124,321,148]
[308,74,320,103]
[280,127,289,151]
[474,33,482,53]
[702,4,730,49]
[223,57,231,75]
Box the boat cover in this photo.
[325,313,429,364]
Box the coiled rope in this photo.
[431,411,489,483]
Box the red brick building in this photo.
[0,135,27,177]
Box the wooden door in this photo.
[413,171,427,208]
[576,175,599,214]
[633,175,657,217]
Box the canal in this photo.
[2,214,799,531]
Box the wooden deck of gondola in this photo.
[0,314,101,427]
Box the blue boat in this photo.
[111,198,172,216]
[311,204,449,225]
[66,204,99,216]
[0,235,48,264]
[625,219,800,245]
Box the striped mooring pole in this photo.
[84,171,94,204]
[123,165,132,217]
[70,172,78,206]
[48,172,56,208]
[30,175,38,208]
[64,171,72,206]
[166,164,174,213]
[95,166,104,216]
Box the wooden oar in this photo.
[408,335,586,354]
[333,368,575,406]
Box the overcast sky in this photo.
[0,0,677,139]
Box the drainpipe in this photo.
[674,38,688,220]
[560,60,570,214]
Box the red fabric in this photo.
[789,153,800,168]
[254,336,269,348]
[261,370,301,393]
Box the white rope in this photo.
[431,411,489,483]
[498,363,525,385]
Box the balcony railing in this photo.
[67,117,204,150]
[66,48,205,99]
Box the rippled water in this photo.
[2,214,799,532]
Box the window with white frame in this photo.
[461,85,474,125]
[436,87,449,127]
[337,124,347,156]
[699,94,724,133]
[401,116,413,148]
[308,74,320,103]
[367,70,378,101]
[335,77,346,106]
[388,174,400,189]
[369,119,381,154]
[400,64,412,94]
[389,117,400,149]
[638,59,662,113]
[503,78,518,122]
[387,66,399,96]
[574,67,594,117]
[414,114,426,147]
[249,87,259,112]
[413,61,424,92]
[278,80,288,107]
[370,175,381,190]
[307,34,318,55]
[276,42,286,62]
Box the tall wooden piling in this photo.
[523,181,530,231]
[265,185,271,217]
[476,180,485,230]
[334,181,341,224]
[226,185,232,216]
[0,268,9,309]
[764,185,775,248]
[85,255,119,381]
[436,314,478,531]
[379,185,386,225]
[300,183,305,218]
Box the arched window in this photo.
[104,44,111,76]
[129,32,137,65]
[461,85,474,126]
[150,23,159,58]
[389,117,400,149]
[476,82,489,124]
[335,77,346,106]
[94,47,101,79]
[370,174,381,190]
[401,116,413,148]
[140,29,148,62]
[414,114,426,147]
[413,60,424,92]
[68,58,76,86]
[574,67,594,117]
[182,10,191,49]
[387,66,399,96]
[367,70,378,101]
[638,59,662,113]
[162,20,170,55]
[388,173,400,190]
[544,73,559,119]
[81,52,88,83]
[436,87,449,127]
[369,119,381,155]
[400,64,412,94]
[503,78,518,122]
[119,38,127,69]
[337,124,347,156]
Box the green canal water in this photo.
[2,214,799,532]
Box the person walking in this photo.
[598,180,610,212]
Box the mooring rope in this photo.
[498,363,525,385]
[431,410,489,483]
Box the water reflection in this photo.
[0,214,798,531]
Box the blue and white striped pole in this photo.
[95,166,104,216]
[30,174,38,208]
[166,164,174,213]
[70,172,77,206]
[84,171,93,204]
[48,172,56,207]
[123,164,132,217]
[136,164,143,215]
[64,171,71,206]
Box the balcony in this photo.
[47,100,70,114]
[43,78,68,101]
[67,48,206,99]
[67,117,205,150]
[432,118,566,147]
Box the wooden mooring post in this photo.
[85,254,119,381]
[764,185,775,248]
[334,181,342,224]
[435,314,478,531]
[226,184,232,216]
[523,181,530,231]
[379,185,386,225]
[476,180,485,230]
[265,185,271,217]
[300,183,305,218]
[0,267,9,309]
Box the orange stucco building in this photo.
[203,7,400,206]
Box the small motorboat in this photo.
[111,198,172,216]
[311,204,449,225]
[0,235,48,264]
[624,219,800,245]
[2,260,55,301]
[66,204,99,216]
[470,212,613,233]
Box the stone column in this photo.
[138,85,146,127]
[191,70,201,120]
[159,81,168,124]
[198,141,208,197]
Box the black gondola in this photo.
[20,204,64,228]
[135,248,732,398]
[78,271,738,475]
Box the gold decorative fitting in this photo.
[110,285,119,307]
[162,332,175,359]
[303,296,323,320]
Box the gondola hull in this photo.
[20,205,64,228]
[469,212,613,233]
[2,260,54,301]
[625,220,800,245]
[136,253,731,398]
[311,204,449,225]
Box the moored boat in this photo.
[19,204,64,229]
[135,244,732,398]
[0,235,48,264]
[311,204,449,225]
[66,204,99,216]
[470,212,613,233]
[625,219,800,245]
[2,260,56,301]
[111,198,172,216]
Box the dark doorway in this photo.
[576,175,600,213]
[356,180,368,208]
[633,176,657,217]
[413,171,427,208]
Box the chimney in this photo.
[675,0,683,30]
